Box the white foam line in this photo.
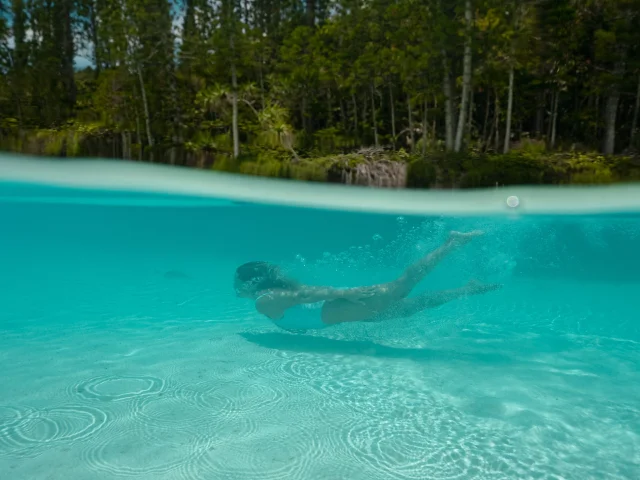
[1,153,640,215]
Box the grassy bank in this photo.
[407,150,640,188]
[1,126,639,188]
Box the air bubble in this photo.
[507,196,520,208]
[372,234,383,241]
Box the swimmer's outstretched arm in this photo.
[256,285,382,319]
[262,285,380,305]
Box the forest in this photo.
[1,0,640,187]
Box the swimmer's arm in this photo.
[257,287,346,311]
[255,288,338,320]
[257,285,383,316]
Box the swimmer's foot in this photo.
[449,230,484,246]
[465,279,503,295]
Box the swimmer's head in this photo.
[234,261,298,298]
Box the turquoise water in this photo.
[1,159,639,479]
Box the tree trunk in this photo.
[136,65,154,152]
[166,63,182,165]
[454,0,473,152]
[550,90,559,149]
[59,0,77,114]
[408,96,415,152]
[630,74,640,149]
[340,98,347,132]
[546,91,553,142]
[503,65,514,154]
[362,92,368,143]
[370,84,379,147]
[595,95,600,140]
[535,92,544,139]
[231,62,240,158]
[135,109,142,160]
[229,25,240,159]
[422,97,428,156]
[490,91,500,151]
[432,95,438,141]
[603,90,620,155]
[468,85,474,140]
[259,53,266,109]
[352,93,358,137]
[494,107,500,151]
[327,88,332,127]
[482,90,491,148]
[389,84,396,148]
[306,0,315,27]
[89,0,100,75]
[302,96,308,133]
[442,51,455,151]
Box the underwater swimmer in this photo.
[234,231,502,332]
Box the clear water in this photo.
[1,159,639,480]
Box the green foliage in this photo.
[313,128,355,154]
[237,160,326,182]
[407,151,640,188]
[511,138,547,155]
[1,0,640,187]
[407,157,438,188]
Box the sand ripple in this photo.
[134,386,255,441]
[72,375,166,402]
[0,405,109,458]
[192,424,326,480]
[82,423,211,477]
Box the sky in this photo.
[4,8,185,71]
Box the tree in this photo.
[2,0,640,168]
[586,0,640,154]
[454,0,473,152]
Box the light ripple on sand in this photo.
[81,420,212,477]
[131,383,258,441]
[70,375,166,403]
[190,423,326,480]
[0,405,109,458]
[239,330,639,479]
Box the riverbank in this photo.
[1,127,639,188]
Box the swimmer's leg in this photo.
[375,280,501,321]
[389,230,483,299]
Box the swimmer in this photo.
[234,230,501,332]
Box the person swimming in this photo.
[234,230,502,332]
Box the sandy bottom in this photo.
[1,278,638,480]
